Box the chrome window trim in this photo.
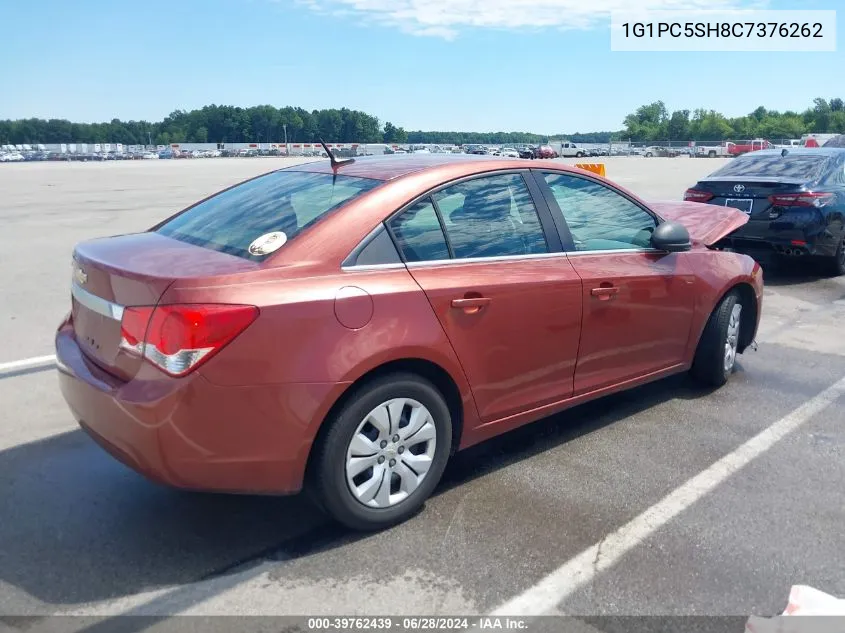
[72,283,124,321]
[341,263,407,272]
[342,247,666,270]
[406,251,570,268]
[566,247,664,256]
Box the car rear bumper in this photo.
[716,219,839,259]
[55,322,349,495]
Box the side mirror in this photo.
[651,221,691,252]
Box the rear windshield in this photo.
[707,154,831,182]
[156,170,381,260]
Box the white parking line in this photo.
[0,354,56,375]
[491,374,845,616]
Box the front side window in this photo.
[156,170,381,260]
[433,173,548,259]
[542,173,657,251]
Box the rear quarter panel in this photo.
[161,267,481,440]
[683,249,763,363]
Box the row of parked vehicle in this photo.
[0,147,305,162]
[1,149,162,162]
[462,144,611,159]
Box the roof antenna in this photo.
[319,138,354,169]
[781,148,789,157]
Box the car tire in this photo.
[690,290,744,388]
[644,152,653,158]
[311,373,453,531]
[827,234,845,276]
[576,152,584,158]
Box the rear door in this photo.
[387,171,583,423]
[534,170,696,395]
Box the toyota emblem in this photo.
[733,184,746,193]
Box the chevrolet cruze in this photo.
[57,154,763,530]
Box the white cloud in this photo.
[295,0,766,39]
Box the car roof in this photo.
[744,148,845,158]
[281,153,534,181]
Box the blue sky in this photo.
[0,0,841,133]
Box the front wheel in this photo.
[690,290,744,387]
[310,373,452,531]
[576,152,584,158]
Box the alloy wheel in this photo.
[724,303,742,373]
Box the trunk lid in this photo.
[649,200,749,246]
[689,178,808,221]
[70,232,258,380]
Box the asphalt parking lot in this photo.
[1,157,843,622]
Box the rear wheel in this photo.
[690,290,744,387]
[827,234,845,276]
[311,373,452,531]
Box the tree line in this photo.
[0,105,410,146]
[3,97,844,146]
[622,97,845,142]
[0,101,616,145]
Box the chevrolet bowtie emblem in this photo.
[73,262,87,285]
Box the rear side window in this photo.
[388,198,450,263]
[707,154,832,182]
[156,171,381,260]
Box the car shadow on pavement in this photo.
[440,373,711,491]
[0,372,713,611]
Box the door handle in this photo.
[591,286,619,301]
[451,297,491,313]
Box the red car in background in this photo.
[56,154,762,530]
[727,139,772,156]
[534,144,558,159]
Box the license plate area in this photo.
[725,198,753,214]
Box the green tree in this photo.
[811,97,831,131]
[667,110,690,140]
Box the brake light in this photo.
[684,188,714,202]
[768,192,835,208]
[119,304,258,377]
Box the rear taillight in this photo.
[119,306,152,355]
[684,188,714,202]
[768,192,835,208]
[119,304,258,377]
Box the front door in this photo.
[536,170,696,394]
[387,172,583,422]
